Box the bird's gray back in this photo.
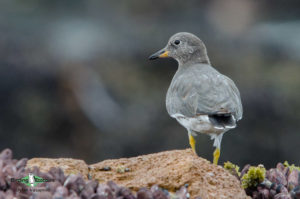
[166,64,243,120]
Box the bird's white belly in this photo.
[171,113,221,135]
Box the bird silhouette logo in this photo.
[11,173,53,187]
[28,173,36,187]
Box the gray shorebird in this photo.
[149,32,243,165]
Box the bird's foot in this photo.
[213,147,220,165]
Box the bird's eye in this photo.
[174,40,180,45]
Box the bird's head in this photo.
[149,32,210,65]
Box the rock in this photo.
[15,158,28,170]
[31,192,53,199]
[64,174,86,194]
[274,192,292,199]
[258,188,269,198]
[291,186,300,199]
[137,188,153,199]
[0,149,12,161]
[240,164,251,179]
[288,169,299,189]
[277,163,285,172]
[266,169,288,186]
[270,189,277,198]
[26,158,89,180]
[276,184,289,194]
[45,181,61,193]
[53,186,69,198]
[89,149,248,199]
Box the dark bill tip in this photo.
[149,53,161,60]
[148,54,158,60]
[148,50,166,60]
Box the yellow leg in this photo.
[189,134,196,154]
[213,147,220,165]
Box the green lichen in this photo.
[116,166,130,173]
[283,161,300,172]
[224,161,240,177]
[241,165,266,189]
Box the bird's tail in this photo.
[208,113,236,130]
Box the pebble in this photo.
[100,166,111,171]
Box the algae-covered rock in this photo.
[224,161,241,178]
[241,165,266,189]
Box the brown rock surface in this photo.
[89,149,248,199]
[26,158,89,180]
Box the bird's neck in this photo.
[178,53,210,68]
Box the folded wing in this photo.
[166,64,243,126]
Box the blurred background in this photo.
[0,0,299,168]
